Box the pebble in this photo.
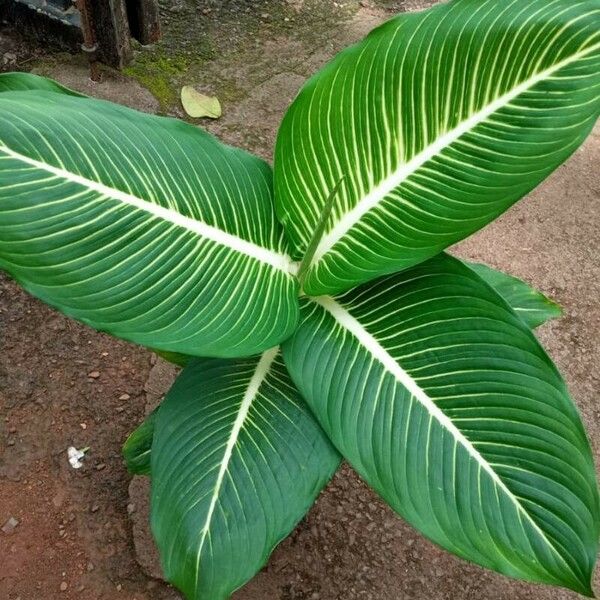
[80,423,87,430]
[119,393,131,401]
[1,516,19,534]
[95,463,106,471]
[60,581,68,592]
[2,52,17,66]
[88,371,100,379]
[90,504,100,513]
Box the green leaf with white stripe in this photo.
[282,253,599,595]
[464,261,562,328]
[275,0,600,295]
[151,350,340,600]
[0,76,299,357]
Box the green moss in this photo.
[124,1,360,114]
[123,49,193,111]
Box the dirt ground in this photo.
[0,1,598,599]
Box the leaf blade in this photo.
[0,87,299,357]
[123,407,158,476]
[275,0,600,295]
[151,351,340,600]
[282,254,599,594]
[464,261,562,328]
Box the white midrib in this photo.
[312,41,600,264]
[0,145,294,273]
[315,295,570,568]
[193,347,278,590]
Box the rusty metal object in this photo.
[76,0,100,82]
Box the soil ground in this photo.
[0,1,598,599]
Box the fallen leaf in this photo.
[181,86,222,119]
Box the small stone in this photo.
[8,426,16,433]
[80,423,87,430]
[88,371,100,379]
[127,503,136,515]
[101,352,109,357]
[7,439,15,446]
[2,52,17,66]
[86,562,95,571]
[60,581,68,592]
[116,583,122,591]
[90,504,100,513]
[119,393,130,401]
[1,516,19,534]
[95,463,106,471]
[115,406,125,413]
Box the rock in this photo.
[128,477,164,579]
[1,516,19,533]
[95,463,106,471]
[88,370,101,379]
[143,359,179,412]
[60,581,68,592]
[2,52,17,66]
[119,393,131,401]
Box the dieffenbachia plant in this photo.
[0,0,598,598]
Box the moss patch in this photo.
[123,49,192,111]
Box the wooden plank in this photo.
[87,0,132,68]
[126,0,161,46]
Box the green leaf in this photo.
[181,86,222,119]
[464,261,562,329]
[151,350,340,600]
[0,78,299,357]
[0,72,82,95]
[282,254,599,595]
[274,0,600,295]
[123,407,158,476]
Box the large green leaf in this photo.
[151,350,340,600]
[282,254,599,595]
[275,0,600,295]
[465,261,562,328]
[0,74,299,357]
